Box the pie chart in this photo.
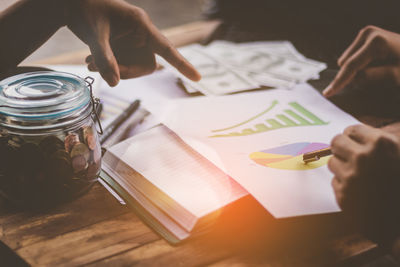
[249,142,330,170]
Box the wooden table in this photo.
[0,20,388,266]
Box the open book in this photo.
[101,125,248,244]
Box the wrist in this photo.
[24,0,71,27]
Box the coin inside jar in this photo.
[70,143,90,161]
[64,133,80,153]
[83,126,96,150]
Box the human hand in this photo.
[323,26,400,97]
[329,124,400,243]
[67,0,201,86]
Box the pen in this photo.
[100,99,141,144]
[303,147,332,164]
[101,108,150,148]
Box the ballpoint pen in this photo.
[99,99,140,145]
[303,147,332,163]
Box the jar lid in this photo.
[0,71,92,133]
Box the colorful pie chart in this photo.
[249,142,330,170]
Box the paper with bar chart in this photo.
[161,84,360,218]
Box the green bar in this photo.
[240,128,256,135]
[266,119,285,129]
[255,124,270,132]
[289,102,328,125]
[284,109,312,125]
[210,132,239,138]
[276,114,298,126]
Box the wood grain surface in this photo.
[0,182,379,266]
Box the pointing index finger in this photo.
[151,31,201,81]
[323,41,374,97]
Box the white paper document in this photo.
[160,84,360,218]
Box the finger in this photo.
[323,41,375,97]
[327,156,348,180]
[331,175,345,196]
[156,63,164,70]
[331,134,363,161]
[343,124,376,144]
[150,32,201,81]
[363,65,400,87]
[332,177,346,208]
[89,38,120,87]
[85,55,94,64]
[338,26,376,66]
[87,62,99,72]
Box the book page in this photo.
[108,125,247,220]
[160,84,360,218]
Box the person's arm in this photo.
[0,0,200,86]
[0,0,68,73]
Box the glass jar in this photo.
[0,71,102,208]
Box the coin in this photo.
[83,126,96,150]
[70,143,90,161]
[92,145,102,164]
[64,133,80,153]
[71,155,88,173]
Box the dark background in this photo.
[0,0,204,63]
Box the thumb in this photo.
[89,38,120,87]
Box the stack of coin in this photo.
[0,124,101,208]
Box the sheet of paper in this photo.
[160,84,360,218]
